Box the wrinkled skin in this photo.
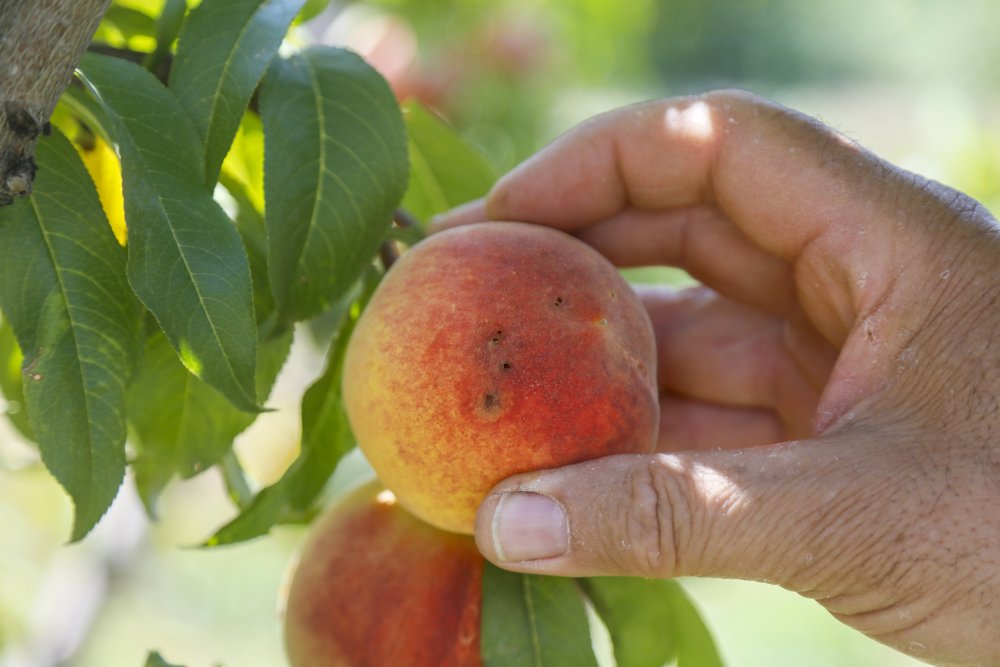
[435,91,1000,666]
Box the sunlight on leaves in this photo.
[77,53,260,413]
[402,102,497,223]
[170,0,306,186]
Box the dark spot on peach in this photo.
[484,393,499,409]
[554,296,564,307]
[502,362,511,370]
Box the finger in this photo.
[474,423,1000,666]
[658,395,784,451]
[483,91,875,259]
[473,430,900,592]
[429,198,487,232]
[478,91,952,348]
[640,286,834,436]
[435,199,796,318]
[437,200,797,319]
[576,205,794,314]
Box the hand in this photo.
[433,90,1000,666]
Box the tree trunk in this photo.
[0,0,111,206]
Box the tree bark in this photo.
[0,0,111,206]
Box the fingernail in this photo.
[491,492,568,562]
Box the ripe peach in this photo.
[343,221,659,534]
[283,480,483,667]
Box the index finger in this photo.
[437,91,955,345]
[486,91,889,261]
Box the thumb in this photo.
[474,430,900,594]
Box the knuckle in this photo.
[610,456,690,578]
[701,87,762,111]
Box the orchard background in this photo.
[2,0,1000,665]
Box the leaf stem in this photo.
[220,449,254,511]
[379,238,400,270]
[393,207,421,229]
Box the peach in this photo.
[343,221,659,534]
[283,480,483,667]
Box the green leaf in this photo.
[481,565,599,667]
[219,448,255,509]
[128,325,292,514]
[0,314,33,440]
[170,0,305,186]
[219,115,273,324]
[220,111,265,213]
[293,0,327,24]
[580,577,677,667]
[0,130,141,540]
[583,577,723,667]
[402,102,497,223]
[226,177,274,324]
[218,112,269,321]
[207,269,377,545]
[144,0,188,73]
[145,651,184,667]
[99,5,158,41]
[668,581,725,667]
[77,53,260,413]
[261,47,408,326]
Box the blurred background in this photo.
[3,0,999,665]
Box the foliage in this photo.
[582,577,724,667]
[0,1,724,665]
[364,0,658,168]
[145,651,186,667]
[647,0,1000,91]
[402,102,497,223]
[0,129,140,540]
[481,564,598,667]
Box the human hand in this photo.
[433,91,1000,666]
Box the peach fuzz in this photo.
[283,480,483,667]
[342,221,659,534]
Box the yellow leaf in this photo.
[77,136,127,246]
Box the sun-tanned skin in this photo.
[435,90,1000,666]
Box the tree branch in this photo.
[0,0,111,206]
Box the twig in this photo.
[0,0,111,205]
[393,208,420,229]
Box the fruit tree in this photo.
[0,1,723,665]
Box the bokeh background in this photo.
[3,0,999,665]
